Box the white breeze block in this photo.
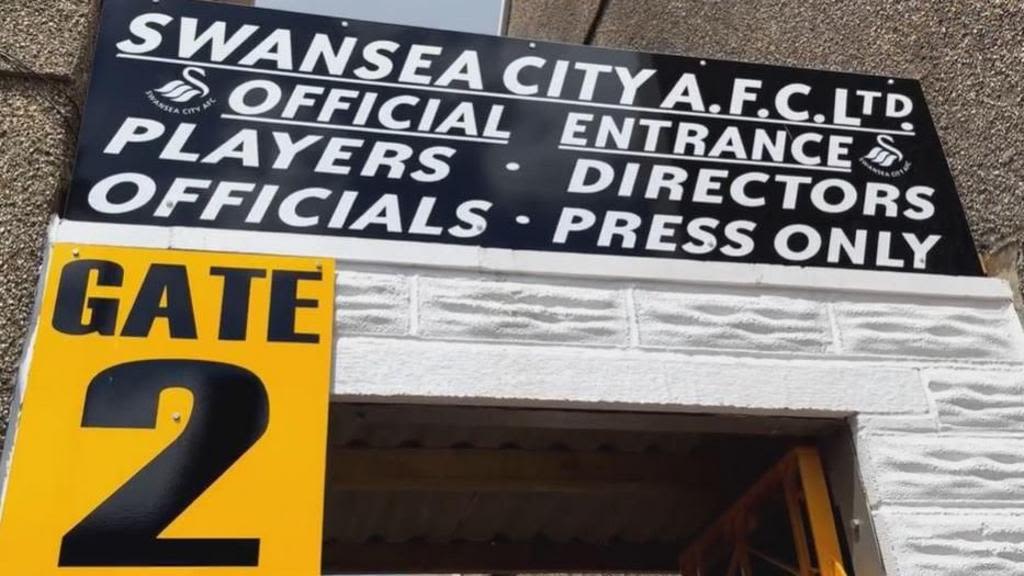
[335,269,410,336]
[334,337,928,415]
[416,275,628,346]
[858,433,1024,507]
[633,289,832,353]
[832,300,1024,360]
[873,509,1024,576]
[926,369,1024,432]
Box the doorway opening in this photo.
[323,404,877,575]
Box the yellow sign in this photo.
[0,244,334,575]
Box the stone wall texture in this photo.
[0,0,98,447]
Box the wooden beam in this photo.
[329,447,714,492]
[322,541,681,573]
[331,403,841,437]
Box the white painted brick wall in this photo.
[335,337,928,414]
[333,263,1024,575]
[633,289,833,353]
[927,370,1024,431]
[873,510,1024,576]
[417,276,628,346]
[832,301,1024,361]
[856,368,1024,575]
[336,270,409,336]
[860,434,1024,506]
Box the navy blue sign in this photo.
[66,0,982,275]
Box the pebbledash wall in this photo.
[5,1,1024,575]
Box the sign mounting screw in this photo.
[71,248,79,258]
[529,42,537,49]
[171,412,182,423]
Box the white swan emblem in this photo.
[862,134,905,168]
[153,67,211,103]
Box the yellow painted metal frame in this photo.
[679,447,847,576]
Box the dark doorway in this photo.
[322,404,862,574]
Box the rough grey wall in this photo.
[0,0,96,446]
[507,0,602,43]
[508,0,1024,313]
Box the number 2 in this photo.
[59,359,269,567]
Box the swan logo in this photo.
[145,66,216,115]
[859,135,912,177]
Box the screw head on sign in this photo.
[172,412,182,422]
[71,248,80,258]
